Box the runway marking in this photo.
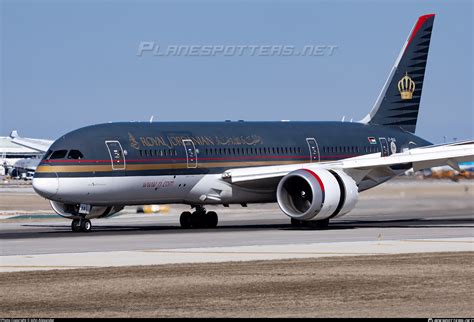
[401,240,474,244]
[1,237,472,272]
[0,265,98,269]
[141,250,382,255]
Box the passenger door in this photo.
[306,138,320,162]
[105,141,126,170]
[379,138,390,157]
[183,139,197,168]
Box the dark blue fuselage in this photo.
[35,121,431,179]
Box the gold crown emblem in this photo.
[398,72,415,100]
[128,132,140,150]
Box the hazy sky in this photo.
[1,0,472,143]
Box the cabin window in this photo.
[49,150,68,159]
[67,150,84,159]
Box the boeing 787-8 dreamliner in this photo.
[32,14,474,232]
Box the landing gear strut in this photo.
[180,206,218,229]
[291,218,329,229]
[71,218,92,232]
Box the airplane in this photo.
[1,131,53,177]
[32,14,474,232]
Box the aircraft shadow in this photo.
[3,216,472,239]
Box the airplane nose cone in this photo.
[33,174,59,198]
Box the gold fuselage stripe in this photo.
[36,160,304,173]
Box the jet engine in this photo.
[50,201,124,219]
[276,169,358,221]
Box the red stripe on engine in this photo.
[303,169,325,192]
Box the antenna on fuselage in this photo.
[149,115,154,123]
[341,116,345,122]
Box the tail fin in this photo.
[361,14,435,133]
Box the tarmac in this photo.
[1,178,473,272]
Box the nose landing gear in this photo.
[71,218,92,232]
[180,206,218,229]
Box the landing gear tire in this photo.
[81,219,92,232]
[191,211,205,228]
[311,218,329,230]
[291,218,329,230]
[290,218,303,227]
[71,219,81,232]
[71,218,92,232]
[181,207,219,229]
[180,211,192,229]
[205,211,218,228]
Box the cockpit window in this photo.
[49,150,68,159]
[44,150,53,160]
[67,150,84,159]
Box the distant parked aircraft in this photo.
[0,131,53,176]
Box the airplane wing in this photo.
[222,141,474,187]
[13,158,41,172]
[9,130,53,153]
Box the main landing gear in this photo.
[290,218,330,229]
[71,218,92,232]
[180,206,218,229]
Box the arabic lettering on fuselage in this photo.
[137,135,263,149]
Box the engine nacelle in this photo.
[276,168,358,221]
[50,201,124,220]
